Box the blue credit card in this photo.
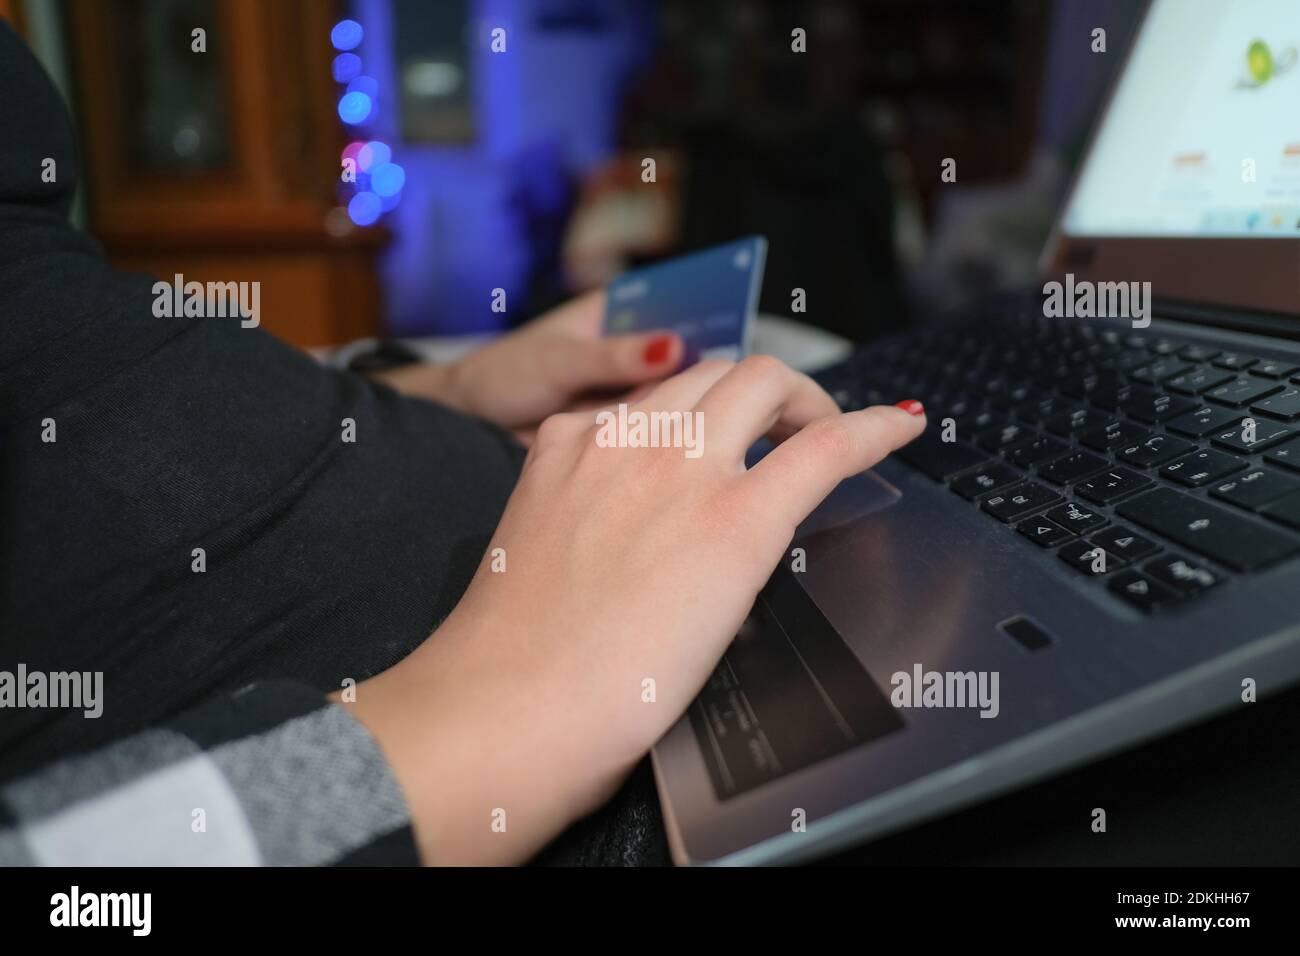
[603,236,767,366]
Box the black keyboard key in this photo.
[1177,345,1220,362]
[935,394,978,418]
[981,483,1062,522]
[1031,362,1072,388]
[1075,467,1154,504]
[1044,408,1112,437]
[1118,432,1197,467]
[975,421,1036,454]
[1120,389,1197,424]
[895,433,990,481]
[1116,488,1300,571]
[1164,368,1234,395]
[1264,435,1300,472]
[1079,420,1151,452]
[1107,570,1181,612]
[1205,377,1284,407]
[1112,350,1152,372]
[1059,370,1114,400]
[1143,553,1221,593]
[1210,468,1300,511]
[1210,419,1293,453]
[1007,435,1069,468]
[1252,360,1300,379]
[1250,387,1300,421]
[1130,360,1193,385]
[955,407,1003,432]
[1045,500,1108,534]
[1012,394,1079,424]
[1212,352,1260,371]
[1165,405,1244,437]
[1016,517,1076,548]
[830,387,856,410]
[1089,379,1137,410]
[968,376,1009,401]
[1160,449,1247,487]
[1089,525,1160,560]
[1039,450,1109,485]
[951,463,1024,500]
[1058,539,1126,576]
[990,383,1041,410]
[1261,489,1300,532]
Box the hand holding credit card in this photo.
[603,236,767,367]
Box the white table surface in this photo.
[383,314,853,374]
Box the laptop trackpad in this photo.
[796,468,903,539]
[748,438,904,539]
[687,569,904,801]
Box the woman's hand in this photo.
[371,290,683,441]
[343,356,926,865]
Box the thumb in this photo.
[550,331,683,392]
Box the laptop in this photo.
[651,0,1300,865]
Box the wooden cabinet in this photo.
[65,0,385,347]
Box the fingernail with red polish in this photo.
[643,334,673,364]
[895,399,925,417]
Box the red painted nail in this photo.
[643,334,673,364]
[895,399,925,417]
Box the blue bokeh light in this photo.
[357,140,391,172]
[348,191,383,226]
[330,19,363,51]
[341,0,655,336]
[371,162,406,197]
[331,53,362,84]
[346,75,380,99]
[337,91,373,125]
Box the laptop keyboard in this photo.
[818,314,1300,613]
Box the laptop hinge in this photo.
[1152,299,1300,343]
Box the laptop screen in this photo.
[1064,0,1300,240]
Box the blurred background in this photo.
[3,0,1143,351]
